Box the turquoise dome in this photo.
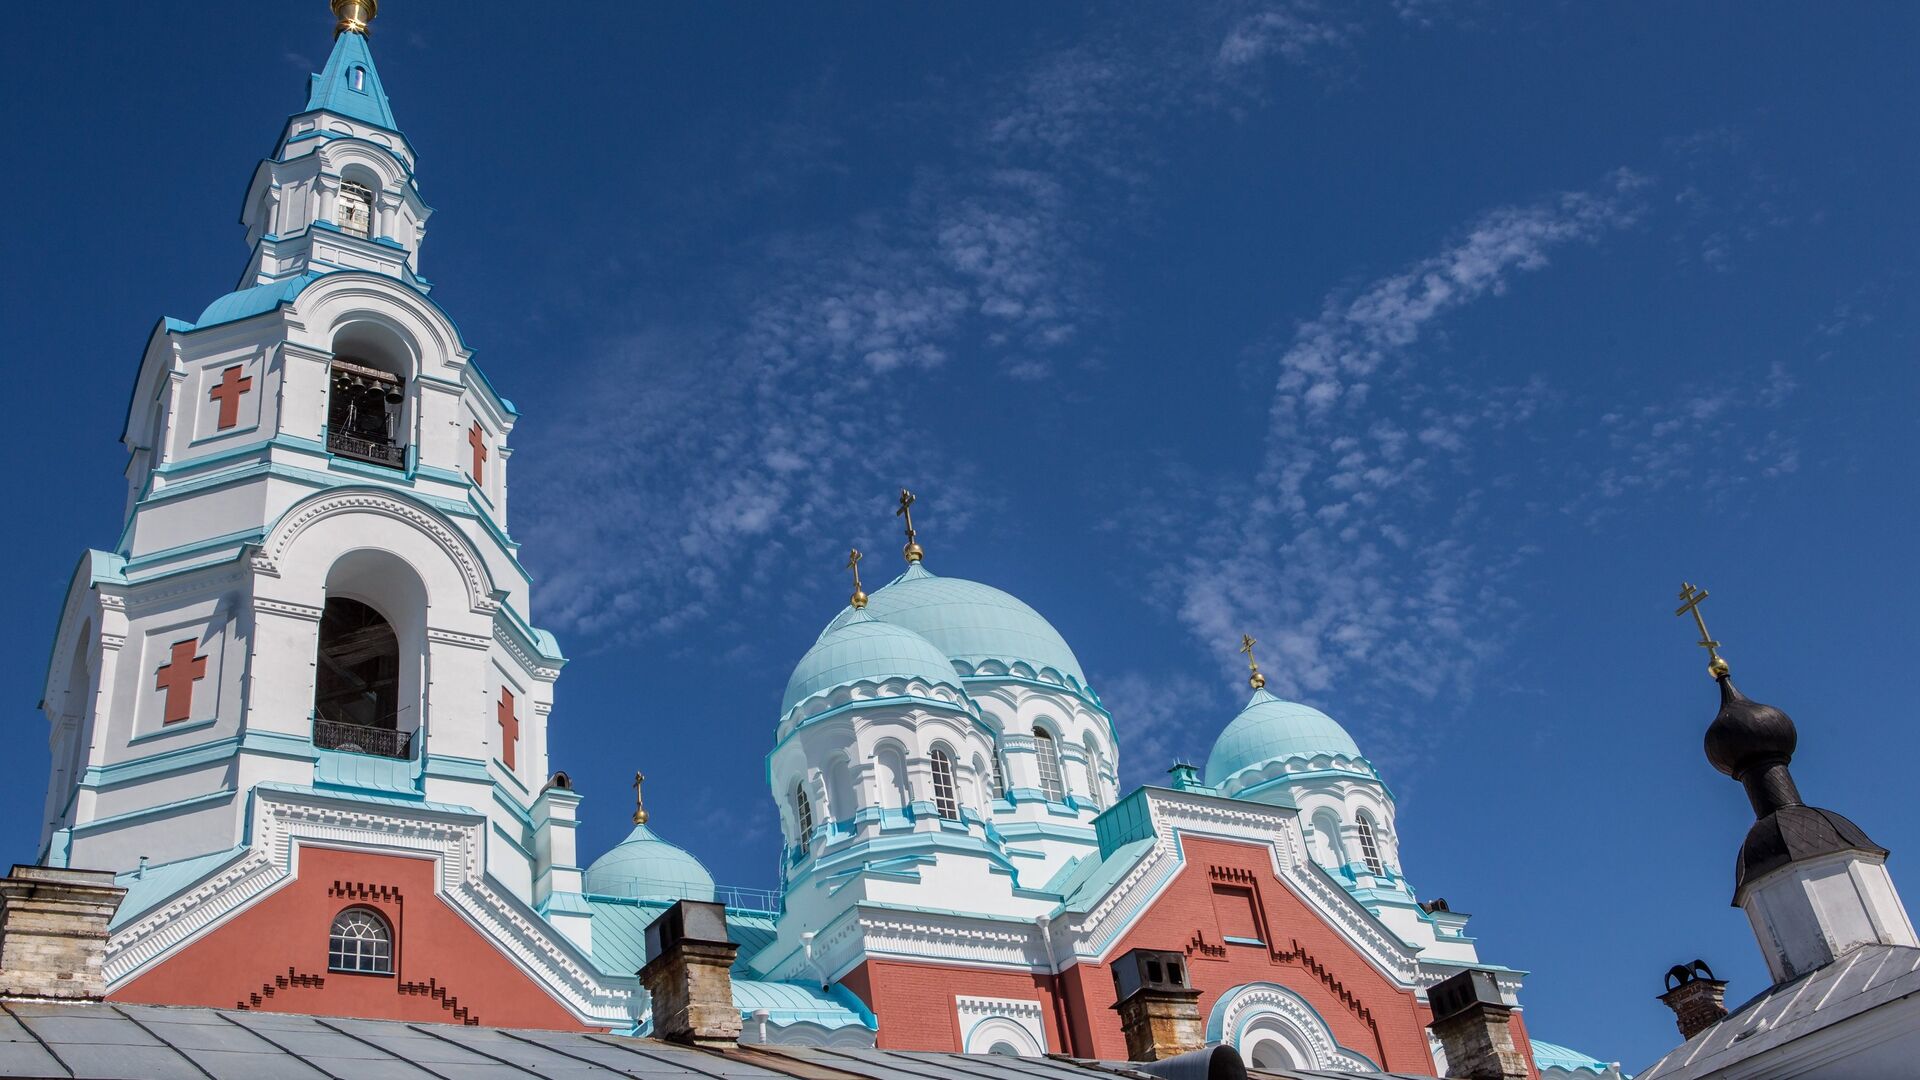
[825,563,1087,689]
[1205,690,1365,788]
[782,613,962,716]
[583,824,717,903]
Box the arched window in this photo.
[1082,735,1105,810]
[327,358,406,469]
[1033,729,1065,801]
[349,65,367,92]
[313,598,407,758]
[990,746,1007,800]
[338,180,374,239]
[1355,813,1385,876]
[793,783,813,844]
[328,907,392,974]
[929,749,960,821]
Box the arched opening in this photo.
[929,747,960,821]
[1082,734,1105,810]
[313,549,427,759]
[793,783,814,847]
[1033,728,1065,801]
[1355,812,1385,876]
[827,756,856,827]
[1310,809,1347,871]
[1247,1037,1307,1071]
[327,322,411,470]
[337,179,375,239]
[875,744,910,811]
[313,598,405,755]
[327,907,393,975]
[990,745,1007,800]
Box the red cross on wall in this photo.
[467,422,488,485]
[154,640,207,725]
[208,365,253,430]
[496,686,519,770]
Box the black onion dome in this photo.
[1704,676,1797,780]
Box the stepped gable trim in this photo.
[103,785,633,1025]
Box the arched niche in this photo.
[327,319,418,470]
[313,547,429,756]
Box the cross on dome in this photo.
[1239,633,1267,690]
[1675,581,1729,678]
[896,488,924,564]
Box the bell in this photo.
[384,386,404,405]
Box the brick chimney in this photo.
[1111,948,1204,1062]
[1657,960,1728,1040]
[638,899,740,1047]
[1426,969,1529,1080]
[0,866,126,1000]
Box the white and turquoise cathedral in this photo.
[28,4,1627,1077]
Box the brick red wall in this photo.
[838,833,1537,1078]
[112,845,586,1030]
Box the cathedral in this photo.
[20,4,1654,1078]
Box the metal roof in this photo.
[0,999,1404,1080]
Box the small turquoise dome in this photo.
[825,563,1087,689]
[782,613,962,716]
[1205,690,1365,789]
[583,824,717,903]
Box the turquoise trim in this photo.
[122,527,267,573]
[127,715,219,746]
[251,781,478,819]
[467,360,518,417]
[313,745,421,797]
[537,891,593,917]
[424,754,492,783]
[82,736,246,790]
[1222,935,1264,947]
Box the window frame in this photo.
[793,783,814,845]
[327,906,394,976]
[929,748,960,821]
[1033,728,1066,802]
[338,180,375,239]
[1355,813,1385,876]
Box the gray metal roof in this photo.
[0,1000,1391,1080]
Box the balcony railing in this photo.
[314,719,413,759]
[327,429,407,470]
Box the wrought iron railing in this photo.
[327,429,407,469]
[314,719,413,759]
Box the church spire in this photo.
[307,1,397,130]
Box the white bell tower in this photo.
[37,0,586,937]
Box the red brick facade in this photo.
[842,832,1537,1077]
[112,846,585,1030]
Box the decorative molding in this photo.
[253,489,499,616]
[957,995,1048,1056]
[1213,982,1378,1073]
[427,627,490,650]
[492,619,560,681]
[255,598,324,623]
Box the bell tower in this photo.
[37,0,585,953]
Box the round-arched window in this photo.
[1355,813,1385,876]
[1033,729,1065,801]
[328,907,392,974]
[794,783,814,844]
[930,749,960,821]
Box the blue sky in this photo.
[3,1,1916,1069]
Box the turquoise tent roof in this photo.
[583,824,716,903]
[824,563,1087,689]
[783,612,961,716]
[1205,689,1365,788]
[193,272,323,329]
[1531,1039,1617,1074]
[305,29,397,130]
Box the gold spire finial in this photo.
[330,0,378,37]
[631,770,649,825]
[1239,633,1267,690]
[847,548,869,609]
[1675,582,1730,678]
[896,489,924,564]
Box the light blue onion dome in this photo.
[824,563,1088,691]
[1529,1039,1618,1075]
[1205,690,1365,789]
[583,824,717,903]
[782,612,963,717]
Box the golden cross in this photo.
[632,770,649,825]
[896,488,924,563]
[1239,634,1267,690]
[847,548,868,609]
[1674,582,1728,676]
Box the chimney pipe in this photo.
[1426,969,1529,1080]
[638,899,740,1047]
[1111,948,1205,1062]
[0,865,126,1001]
[1658,961,1728,1041]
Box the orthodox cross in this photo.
[154,639,208,724]
[1239,634,1267,690]
[467,422,488,484]
[896,489,923,563]
[208,365,253,431]
[847,548,868,610]
[1674,582,1729,677]
[496,686,519,770]
[632,771,649,824]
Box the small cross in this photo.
[496,686,519,770]
[154,640,207,724]
[632,770,649,825]
[467,422,488,485]
[208,365,253,430]
[847,548,868,608]
[896,489,924,563]
[1239,633,1267,690]
[1675,581,1728,675]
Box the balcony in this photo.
[326,429,407,470]
[314,719,413,759]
